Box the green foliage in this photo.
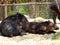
[8,6,15,16]
[18,6,29,15]
[7,4,52,19]
[39,5,52,19]
[53,32,60,40]
[8,6,29,16]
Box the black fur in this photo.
[50,2,60,24]
[0,13,29,37]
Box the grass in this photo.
[53,32,60,40]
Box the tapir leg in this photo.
[52,13,57,24]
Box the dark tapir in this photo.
[0,13,29,37]
[25,21,59,34]
[50,1,60,24]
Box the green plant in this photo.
[53,32,60,40]
[18,6,29,15]
[8,6,15,16]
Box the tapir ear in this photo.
[44,20,51,25]
[47,20,52,23]
[47,20,54,26]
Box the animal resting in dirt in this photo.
[25,21,59,34]
[0,13,29,37]
[0,13,59,37]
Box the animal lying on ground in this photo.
[0,13,59,37]
[25,21,59,34]
[0,13,29,37]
